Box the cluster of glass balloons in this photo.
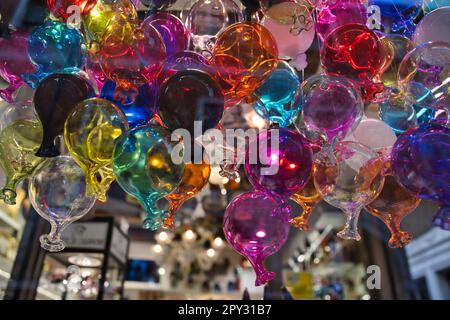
[0,0,449,286]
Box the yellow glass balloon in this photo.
[290,177,323,231]
[164,162,211,230]
[64,97,129,202]
[83,0,138,44]
[379,35,414,88]
[0,103,44,205]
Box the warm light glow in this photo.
[297,255,305,263]
[158,231,168,242]
[288,163,297,169]
[183,229,196,241]
[206,248,216,258]
[158,267,166,276]
[153,244,163,254]
[213,237,224,248]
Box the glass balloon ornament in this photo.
[379,35,414,89]
[144,13,189,58]
[0,30,36,102]
[290,177,323,231]
[186,0,244,51]
[366,174,420,248]
[29,156,97,252]
[321,23,385,101]
[164,161,211,230]
[253,61,301,127]
[212,22,279,105]
[301,74,364,142]
[368,0,423,37]
[316,0,367,42]
[112,124,185,230]
[313,141,385,240]
[64,98,129,202]
[46,0,99,21]
[260,0,309,25]
[0,103,44,205]
[33,73,95,157]
[100,19,166,103]
[23,20,87,88]
[391,123,450,230]
[223,190,290,286]
[397,41,450,115]
[245,128,313,198]
[413,7,450,46]
[158,69,224,141]
[100,80,158,129]
[83,0,138,44]
[260,4,315,69]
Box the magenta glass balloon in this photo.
[316,0,368,41]
[223,190,290,286]
[301,74,364,141]
[143,12,189,58]
[0,30,36,102]
[391,123,450,230]
[244,128,313,198]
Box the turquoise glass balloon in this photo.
[112,124,185,230]
[22,20,87,88]
[253,61,301,127]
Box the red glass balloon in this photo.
[47,0,99,20]
[321,23,385,101]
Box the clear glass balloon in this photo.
[413,6,450,46]
[186,0,244,51]
[301,74,364,142]
[64,98,129,202]
[398,41,450,114]
[223,190,290,286]
[29,156,97,252]
[313,141,385,240]
[260,0,310,25]
[0,102,44,205]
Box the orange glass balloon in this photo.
[366,175,420,248]
[164,162,211,230]
[212,22,278,106]
[290,177,323,231]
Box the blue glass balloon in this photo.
[112,124,185,230]
[253,61,301,127]
[368,0,423,36]
[379,83,435,133]
[23,20,86,88]
[391,123,450,230]
[100,80,158,129]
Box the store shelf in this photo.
[0,209,21,231]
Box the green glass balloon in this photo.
[0,103,44,204]
[112,124,185,230]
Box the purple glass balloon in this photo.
[144,13,189,58]
[301,75,364,141]
[245,128,313,198]
[316,0,368,41]
[0,30,36,102]
[223,190,290,286]
[391,123,450,230]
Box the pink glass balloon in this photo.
[316,0,367,41]
[223,190,290,286]
[244,128,313,198]
[301,74,364,141]
[0,30,36,102]
[413,6,450,46]
[261,5,315,67]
